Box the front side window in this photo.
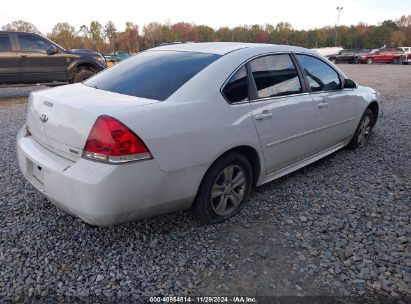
[18,34,51,53]
[296,55,341,92]
[85,51,221,101]
[222,66,248,103]
[249,54,302,99]
[0,34,11,52]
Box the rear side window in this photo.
[85,51,220,101]
[18,34,51,53]
[297,55,341,92]
[0,34,11,52]
[249,54,302,99]
[222,66,248,103]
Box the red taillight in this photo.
[83,115,151,163]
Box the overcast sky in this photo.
[1,0,410,34]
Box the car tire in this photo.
[191,152,252,224]
[73,69,95,83]
[331,58,337,64]
[347,109,374,150]
[353,57,359,64]
[392,58,399,64]
[366,58,374,64]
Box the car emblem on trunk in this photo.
[43,101,53,108]
[40,114,48,123]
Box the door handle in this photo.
[254,112,273,120]
[20,55,28,60]
[317,102,329,109]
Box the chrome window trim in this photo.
[249,92,310,103]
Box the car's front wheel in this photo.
[73,69,95,83]
[367,58,374,64]
[347,109,374,149]
[192,152,252,224]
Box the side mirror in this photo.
[343,78,357,89]
[46,46,59,55]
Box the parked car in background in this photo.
[17,42,379,226]
[400,53,411,65]
[359,47,404,64]
[104,51,130,67]
[0,31,106,85]
[326,49,370,64]
[312,47,343,57]
[399,46,411,54]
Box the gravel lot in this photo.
[0,85,48,99]
[0,64,410,302]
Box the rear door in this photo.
[249,53,316,174]
[373,49,386,63]
[0,33,21,84]
[295,54,358,152]
[16,33,69,83]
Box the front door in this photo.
[16,33,69,83]
[295,54,359,152]
[248,54,316,174]
[0,33,21,84]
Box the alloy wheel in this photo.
[357,115,372,147]
[211,165,247,216]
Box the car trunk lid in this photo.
[26,83,159,161]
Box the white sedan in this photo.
[17,42,379,226]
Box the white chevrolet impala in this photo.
[17,43,379,226]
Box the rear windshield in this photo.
[85,51,221,101]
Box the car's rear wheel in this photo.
[192,152,252,224]
[347,109,374,149]
[73,69,95,83]
[366,58,374,64]
[392,57,399,64]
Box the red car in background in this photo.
[359,47,404,64]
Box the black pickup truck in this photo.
[0,31,106,85]
[326,49,371,64]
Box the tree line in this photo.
[2,16,411,54]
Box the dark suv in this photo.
[0,31,106,85]
[326,49,370,64]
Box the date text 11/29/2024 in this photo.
[149,296,257,303]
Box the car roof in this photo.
[0,31,39,34]
[151,42,310,55]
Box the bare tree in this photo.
[89,21,104,52]
[2,20,41,34]
[104,21,117,52]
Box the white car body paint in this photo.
[17,42,379,226]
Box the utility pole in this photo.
[335,6,344,47]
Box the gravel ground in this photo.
[0,64,410,302]
[0,85,48,99]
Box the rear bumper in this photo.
[17,126,201,226]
